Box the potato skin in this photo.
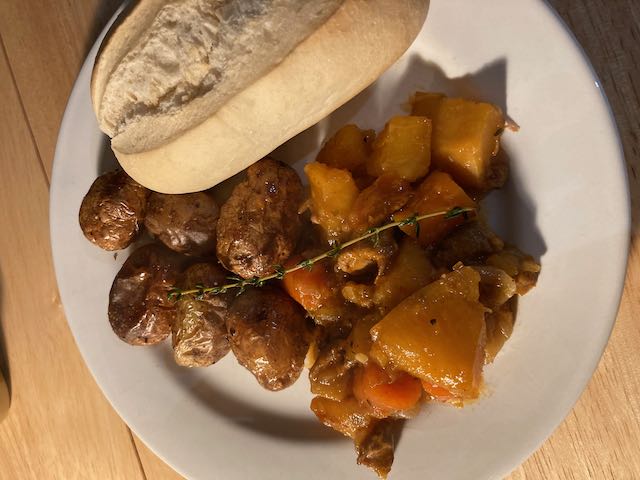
[172,263,231,367]
[79,169,149,251]
[108,244,184,345]
[217,158,303,279]
[226,287,310,391]
[144,191,219,256]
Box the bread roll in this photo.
[93,0,430,193]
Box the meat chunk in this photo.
[144,191,219,256]
[226,287,310,391]
[486,245,541,295]
[79,169,149,251]
[108,244,185,345]
[309,339,356,401]
[355,419,402,479]
[335,231,397,280]
[433,221,504,268]
[172,262,231,367]
[217,158,304,279]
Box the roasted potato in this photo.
[226,287,310,391]
[108,244,185,345]
[144,191,219,256]
[367,116,432,182]
[172,262,231,367]
[79,169,149,251]
[217,158,304,279]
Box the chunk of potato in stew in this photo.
[316,124,375,173]
[412,94,506,191]
[370,267,487,402]
[395,171,476,246]
[367,116,432,182]
[305,161,360,241]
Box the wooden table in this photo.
[0,1,638,478]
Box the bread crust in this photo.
[94,0,430,193]
[93,0,344,151]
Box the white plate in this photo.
[50,1,629,479]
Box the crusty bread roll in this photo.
[93,0,430,193]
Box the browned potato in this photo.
[173,263,231,367]
[144,191,219,256]
[217,158,304,279]
[226,287,310,391]
[79,169,149,251]
[109,244,185,345]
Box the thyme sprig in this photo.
[168,206,475,301]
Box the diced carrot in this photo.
[282,256,336,313]
[353,362,422,414]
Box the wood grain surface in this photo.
[0,0,638,478]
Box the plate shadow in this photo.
[160,352,342,443]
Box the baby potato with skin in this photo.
[144,191,219,256]
[79,169,149,251]
[217,157,304,279]
[173,262,231,367]
[108,244,185,346]
[226,287,310,391]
